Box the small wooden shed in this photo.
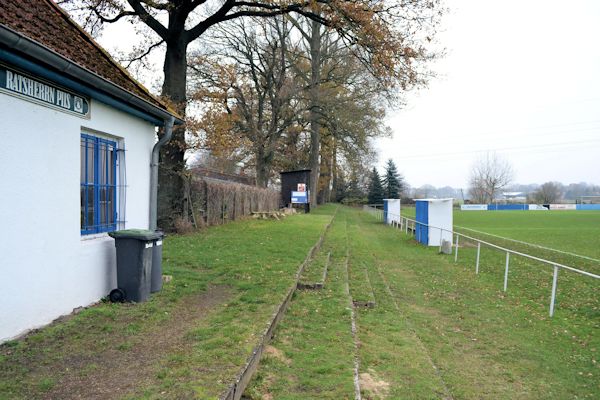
[280,169,311,211]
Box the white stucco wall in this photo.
[0,93,156,342]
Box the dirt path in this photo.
[38,285,231,400]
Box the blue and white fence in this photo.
[362,205,600,318]
[461,203,600,211]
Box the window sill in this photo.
[80,232,113,242]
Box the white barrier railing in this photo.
[362,205,600,317]
[363,204,384,221]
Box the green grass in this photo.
[3,205,598,399]
[299,248,330,285]
[454,209,600,261]
[245,217,356,399]
[0,207,336,399]
[246,206,599,399]
[402,206,600,317]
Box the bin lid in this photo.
[108,229,163,241]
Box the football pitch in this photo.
[402,207,600,271]
[454,210,600,260]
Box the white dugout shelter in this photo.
[383,199,401,225]
[414,198,453,246]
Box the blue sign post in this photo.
[291,191,308,204]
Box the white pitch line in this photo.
[454,225,600,264]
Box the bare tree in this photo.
[533,182,563,203]
[189,17,299,187]
[468,153,514,203]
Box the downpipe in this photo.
[149,116,175,231]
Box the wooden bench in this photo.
[251,211,284,220]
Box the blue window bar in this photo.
[80,134,117,234]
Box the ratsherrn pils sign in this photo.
[1,65,90,118]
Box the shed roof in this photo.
[0,0,181,122]
[414,198,454,203]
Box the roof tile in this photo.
[0,0,169,112]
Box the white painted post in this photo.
[503,252,510,292]
[476,242,481,274]
[549,265,559,317]
[405,219,408,234]
[439,229,443,253]
[454,234,459,262]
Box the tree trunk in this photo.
[308,20,322,206]
[157,37,188,229]
[255,147,272,188]
[318,134,332,203]
[331,139,338,202]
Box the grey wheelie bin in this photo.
[108,229,162,302]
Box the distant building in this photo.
[501,192,527,202]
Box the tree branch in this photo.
[92,9,137,23]
[186,0,237,42]
[123,39,165,68]
[126,0,169,39]
[139,0,171,10]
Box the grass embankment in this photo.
[246,206,599,399]
[0,206,336,399]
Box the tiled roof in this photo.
[0,0,170,113]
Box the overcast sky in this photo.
[97,1,600,189]
[377,0,600,189]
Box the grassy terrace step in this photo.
[245,215,356,399]
[347,260,376,308]
[297,250,331,290]
[0,205,337,399]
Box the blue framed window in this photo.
[80,134,117,234]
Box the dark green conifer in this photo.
[367,167,385,204]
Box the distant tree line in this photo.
[403,181,600,204]
[528,182,600,203]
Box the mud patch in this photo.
[360,369,390,399]
[264,345,291,366]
